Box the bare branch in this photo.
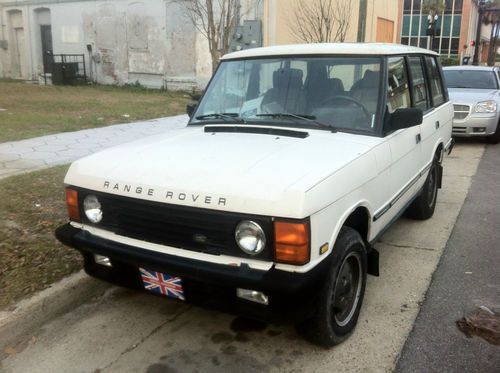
[288,0,353,43]
[171,0,244,71]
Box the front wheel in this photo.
[406,157,439,220]
[486,121,500,144]
[298,227,367,347]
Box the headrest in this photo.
[359,70,379,88]
[273,68,303,90]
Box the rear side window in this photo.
[387,57,411,113]
[425,56,445,107]
[408,56,429,111]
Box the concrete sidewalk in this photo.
[396,142,500,373]
[0,114,188,179]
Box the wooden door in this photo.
[13,27,26,78]
[376,18,394,43]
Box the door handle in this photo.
[435,121,440,129]
[416,134,421,144]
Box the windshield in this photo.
[444,70,499,89]
[191,57,382,132]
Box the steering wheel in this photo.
[319,95,371,122]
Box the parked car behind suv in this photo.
[56,43,453,347]
[443,65,500,143]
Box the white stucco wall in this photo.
[0,0,226,89]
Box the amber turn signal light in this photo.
[65,188,80,222]
[274,220,310,265]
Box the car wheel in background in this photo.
[406,156,439,220]
[486,121,500,144]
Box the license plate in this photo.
[139,267,185,301]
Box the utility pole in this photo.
[357,0,368,42]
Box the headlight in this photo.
[474,100,497,113]
[235,220,266,255]
[83,194,102,223]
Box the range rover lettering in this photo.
[56,43,454,347]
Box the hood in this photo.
[447,88,500,103]
[65,125,379,217]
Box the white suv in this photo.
[56,43,453,347]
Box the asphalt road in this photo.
[396,141,500,373]
[0,143,488,373]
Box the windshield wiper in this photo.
[256,113,336,132]
[195,113,245,123]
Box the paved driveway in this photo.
[0,143,485,373]
[0,115,188,179]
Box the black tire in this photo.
[406,157,439,220]
[297,227,367,347]
[486,122,500,144]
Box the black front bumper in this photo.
[56,224,331,322]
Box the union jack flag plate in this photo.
[139,268,185,301]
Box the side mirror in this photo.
[186,102,197,118]
[390,108,423,130]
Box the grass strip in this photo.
[0,165,82,310]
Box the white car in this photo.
[56,43,453,347]
[443,65,500,143]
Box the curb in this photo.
[0,270,110,352]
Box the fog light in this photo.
[237,288,269,305]
[94,254,112,267]
[473,127,486,133]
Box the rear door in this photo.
[419,55,452,167]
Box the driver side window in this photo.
[387,57,411,113]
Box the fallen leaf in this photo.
[4,346,17,355]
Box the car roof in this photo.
[222,43,438,60]
[443,65,498,71]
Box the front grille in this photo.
[453,104,471,120]
[452,126,467,133]
[77,189,274,261]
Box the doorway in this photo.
[40,25,53,73]
[13,27,25,78]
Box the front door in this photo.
[40,25,53,74]
[386,56,422,218]
[13,27,25,78]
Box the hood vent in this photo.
[204,125,309,139]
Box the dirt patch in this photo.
[0,165,82,310]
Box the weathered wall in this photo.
[0,0,215,89]
[263,0,360,45]
[262,0,400,46]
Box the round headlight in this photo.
[83,194,102,223]
[235,220,266,255]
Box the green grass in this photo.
[0,80,190,142]
[0,165,82,310]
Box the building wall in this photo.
[262,0,400,46]
[364,0,401,43]
[0,0,261,89]
[400,0,491,63]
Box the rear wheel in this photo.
[298,227,367,347]
[406,157,439,220]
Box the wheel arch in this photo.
[433,140,445,163]
[342,206,371,243]
[329,203,372,250]
[327,203,379,276]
